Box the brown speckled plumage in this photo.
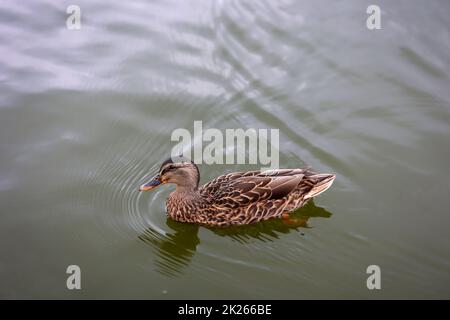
[140,159,335,227]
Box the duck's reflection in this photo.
[138,200,332,277]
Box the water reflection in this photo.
[138,200,332,276]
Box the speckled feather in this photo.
[165,167,335,227]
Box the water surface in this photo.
[1,0,450,299]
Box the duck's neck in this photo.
[173,184,199,194]
[171,186,202,205]
[166,186,204,223]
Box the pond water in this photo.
[1,0,450,299]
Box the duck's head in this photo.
[139,157,200,192]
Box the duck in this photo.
[139,158,335,227]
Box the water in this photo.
[1,0,450,299]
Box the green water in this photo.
[1,0,450,299]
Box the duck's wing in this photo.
[200,169,310,209]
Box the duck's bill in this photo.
[139,175,163,191]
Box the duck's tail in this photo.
[304,173,336,200]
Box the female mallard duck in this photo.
[139,158,335,227]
